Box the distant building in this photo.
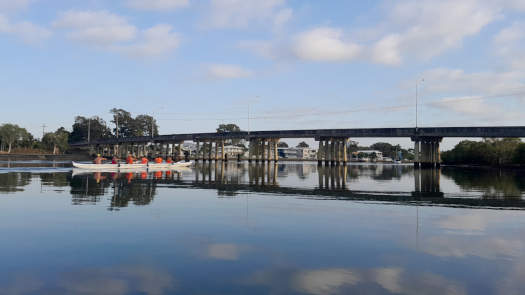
[353,150,383,161]
[278,147,317,159]
[223,145,245,157]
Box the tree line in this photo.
[441,138,525,166]
[0,108,160,154]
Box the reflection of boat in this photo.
[72,161,193,170]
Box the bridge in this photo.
[72,126,525,167]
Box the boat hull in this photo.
[72,161,193,170]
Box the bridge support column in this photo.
[324,139,329,166]
[248,140,253,162]
[343,138,348,164]
[195,142,200,162]
[414,137,442,168]
[259,139,264,163]
[335,139,340,164]
[317,140,323,166]
[221,140,225,162]
[413,138,420,167]
[267,139,271,162]
[215,141,219,162]
[274,139,279,162]
[330,139,335,166]
[208,141,212,162]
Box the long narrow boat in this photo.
[72,161,193,170]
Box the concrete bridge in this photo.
[72,126,525,167]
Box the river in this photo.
[0,161,524,294]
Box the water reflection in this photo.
[2,163,525,294]
[442,167,525,198]
[2,163,525,207]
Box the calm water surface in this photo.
[1,162,525,294]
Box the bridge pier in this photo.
[412,136,442,168]
[274,139,279,162]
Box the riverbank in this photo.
[0,153,91,161]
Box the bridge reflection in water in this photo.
[61,163,525,209]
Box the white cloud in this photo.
[493,22,525,70]
[53,10,180,58]
[371,0,496,64]
[126,0,189,11]
[419,68,525,99]
[206,0,292,29]
[292,27,361,62]
[207,64,253,79]
[0,14,51,43]
[243,0,499,65]
[115,24,180,57]
[53,10,136,46]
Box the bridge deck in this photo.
[71,126,525,146]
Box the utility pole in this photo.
[87,118,91,143]
[416,78,424,129]
[41,124,47,139]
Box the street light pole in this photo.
[87,118,91,143]
[416,78,424,129]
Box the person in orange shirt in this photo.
[141,157,148,164]
[154,157,163,163]
[126,154,135,164]
[166,157,173,164]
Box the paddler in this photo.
[166,157,173,164]
[126,153,136,164]
[140,157,148,164]
[111,156,119,164]
[154,156,163,163]
[93,154,107,164]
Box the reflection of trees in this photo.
[39,173,70,187]
[111,177,157,208]
[70,173,157,207]
[442,167,525,198]
[70,174,112,204]
[0,172,31,192]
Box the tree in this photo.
[110,109,160,138]
[0,124,32,153]
[297,141,309,148]
[110,108,134,138]
[278,142,289,148]
[42,127,70,154]
[441,138,522,166]
[216,123,241,145]
[134,114,158,137]
[70,116,112,143]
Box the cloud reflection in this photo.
[207,243,240,260]
[58,266,175,295]
[246,266,466,295]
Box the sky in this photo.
[1,0,525,149]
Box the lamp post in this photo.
[416,78,424,129]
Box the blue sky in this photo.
[1,0,525,149]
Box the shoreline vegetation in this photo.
[441,138,525,166]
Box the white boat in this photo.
[72,161,193,170]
